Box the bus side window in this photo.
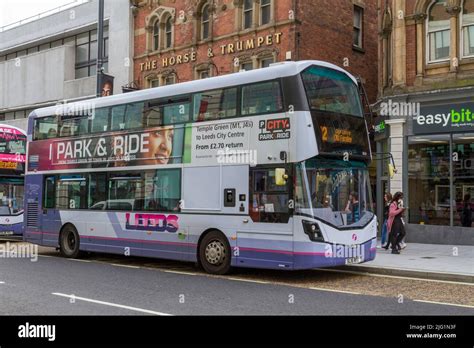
[241,81,283,116]
[44,176,56,209]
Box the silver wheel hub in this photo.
[205,240,225,265]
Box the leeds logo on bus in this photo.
[125,213,179,233]
[258,118,291,141]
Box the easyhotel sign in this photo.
[413,103,474,134]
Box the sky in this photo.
[0,0,75,28]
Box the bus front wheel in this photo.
[199,231,231,275]
[59,225,81,258]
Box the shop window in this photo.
[453,133,474,227]
[427,0,450,62]
[462,0,474,57]
[408,135,451,226]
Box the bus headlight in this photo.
[302,220,324,242]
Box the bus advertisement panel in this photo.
[0,125,26,237]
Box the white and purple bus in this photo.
[24,61,377,274]
[0,125,26,237]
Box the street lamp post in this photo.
[96,0,105,97]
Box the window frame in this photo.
[260,0,272,26]
[353,5,364,49]
[201,3,211,40]
[461,0,474,58]
[426,0,451,64]
[240,79,285,117]
[243,0,254,30]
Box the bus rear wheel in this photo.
[199,231,231,275]
[59,225,81,258]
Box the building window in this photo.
[240,62,253,71]
[165,17,173,49]
[153,20,160,51]
[462,0,474,57]
[243,0,253,29]
[164,75,175,85]
[427,0,450,62]
[260,0,271,25]
[150,79,160,88]
[259,57,274,68]
[75,27,109,79]
[199,69,210,79]
[353,6,364,48]
[201,4,210,40]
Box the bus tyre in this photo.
[59,225,81,258]
[199,231,231,275]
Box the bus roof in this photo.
[29,60,359,118]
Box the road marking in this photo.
[315,268,474,286]
[413,299,474,309]
[164,270,197,276]
[51,293,173,315]
[309,287,361,295]
[111,263,140,269]
[38,255,55,258]
[69,259,92,263]
[227,277,269,284]
[0,281,4,284]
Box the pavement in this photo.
[342,242,474,283]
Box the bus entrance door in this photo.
[236,166,293,270]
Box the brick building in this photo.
[376,0,474,245]
[131,0,378,102]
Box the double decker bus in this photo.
[0,125,26,237]
[24,60,377,274]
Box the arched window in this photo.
[427,0,451,62]
[153,20,160,51]
[462,0,474,56]
[243,0,253,29]
[202,4,210,40]
[165,17,173,49]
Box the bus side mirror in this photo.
[275,168,288,186]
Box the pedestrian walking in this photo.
[387,192,406,254]
[381,192,392,249]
